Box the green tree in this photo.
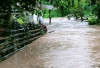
[44,0,100,23]
[90,0,100,23]
[0,0,37,28]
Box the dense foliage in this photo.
[0,0,100,27]
[43,9,62,18]
[43,0,100,24]
[0,0,37,28]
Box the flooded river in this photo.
[0,18,100,68]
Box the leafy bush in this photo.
[17,18,24,25]
[88,15,99,25]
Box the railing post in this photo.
[39,24,45,35]
[49,10,51,24]
[0,52,1,61]
[12,30,18,52]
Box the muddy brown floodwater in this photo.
[0,18,100,68]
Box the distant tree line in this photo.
[44,0,100,24]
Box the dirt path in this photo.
[0,17,100,68]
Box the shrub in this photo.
[88,15,99,25]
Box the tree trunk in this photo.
[6,3,12,29]
[75,14,78,20]
[61,6,64,17]
[40,1,42,10]
[78,0,83,21]
[98,12,100,23]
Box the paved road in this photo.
[0,17,100,68]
